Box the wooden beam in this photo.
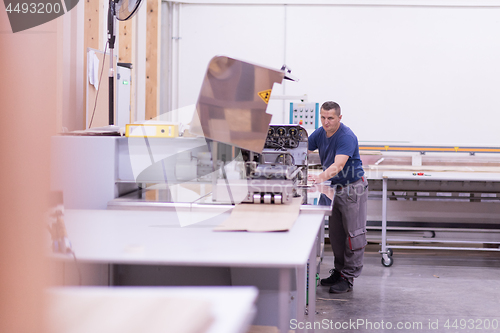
[118,20,132,63]
[145,0,159,120]
[119,18,134,124]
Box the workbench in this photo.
[374,171,500,266]
[47,286,258,333]
[60,208,326,333]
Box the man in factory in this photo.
[308,101,368,293]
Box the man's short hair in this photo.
[321,101,341,116]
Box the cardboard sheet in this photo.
[246,325,295,333]
[214,197,302,232]
[246,326,280,333]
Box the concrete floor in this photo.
[311,243,500,333]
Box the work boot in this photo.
[320,269,341,286]
[329,276,353,293]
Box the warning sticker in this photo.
[258,89,272,104]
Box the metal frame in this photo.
[379,173,500,267]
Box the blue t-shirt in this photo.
[308,123,364,186]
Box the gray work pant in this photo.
[329,177,369,280]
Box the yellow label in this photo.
[125,124,178,138]
[258,89,272,104]
[156,125,177,137]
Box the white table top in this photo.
[47,286,258,333]
[381,171,500,182]
[62,209,325,268]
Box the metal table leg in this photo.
[380,176,393,267]
[279,268,291,333]
[308,238,317,332]
[295,265,306,333]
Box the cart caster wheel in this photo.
[387,248,393,257]
[382,256,393,267]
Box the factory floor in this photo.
[312,243,500,333]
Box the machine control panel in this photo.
[290,102,319,130]
[265,124,307,149]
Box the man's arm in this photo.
[309,154,349,183]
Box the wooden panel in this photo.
[83,0,102,129]
[131,17,137,123]
[145,0,159,120]
[118,20,132,63]
[119,18,134,124]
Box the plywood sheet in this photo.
[214,197,302,232]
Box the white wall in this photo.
[171,2,500,145]
[177,4,286,125]
[285,5,500,145]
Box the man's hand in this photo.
[308,173,325,184]
[308,155,349,184]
